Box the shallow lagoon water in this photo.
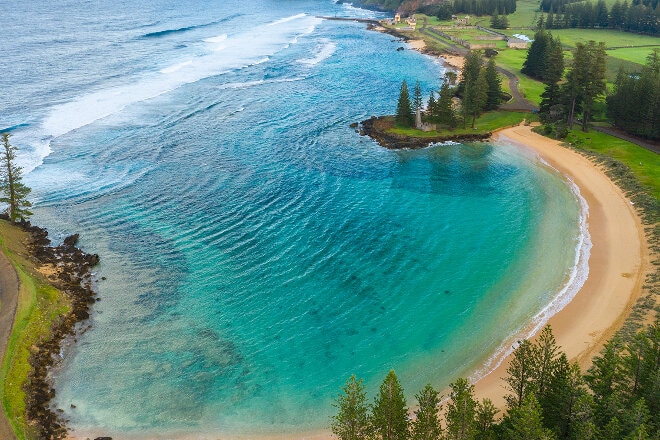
[1,0,584,436]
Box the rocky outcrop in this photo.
[358,116,491,149]
[3,216,101,440]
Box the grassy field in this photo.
[0,221,69,440]
[565,130,660,200]
[492,49,546,104]
[606,46,659,64]
[389,111,530,137]
[551,28,660,50]
[507,0,542,28]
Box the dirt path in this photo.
[0,250,18,440]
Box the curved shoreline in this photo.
[65,124,651,440]
[471,125,649,408]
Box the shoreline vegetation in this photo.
[0,14,658,440]
[0,219,99,440]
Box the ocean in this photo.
[0,0,588,437]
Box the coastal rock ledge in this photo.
[357,116,491,149]
[1,215,102,440]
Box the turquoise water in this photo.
[1,0,585,437]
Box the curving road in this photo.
[417,17,536,111]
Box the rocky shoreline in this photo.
[357,116,491,149]
[5,216,101,440]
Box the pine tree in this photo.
[571,393,598,440]
[522,29,551,79]
[445,378,477,440]
[413,80,423,113]
[372,370,409,440]
[539,36,565,118]
[411,384,442,440]
[460,51,487,128]
[435,83,457,129]
[427,91,436,120]
[475,399,498,440]
[584,338,626,427]
[484,58,502,110]
[541,354,586,439]
[331,375,371,440]
[503,393,556,440]
[504,339,536,409]
[532,326,561,398]
[396,80,414,127]
[579,41,607,131]
[0,133,32,223]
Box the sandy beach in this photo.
[472,124,650,407]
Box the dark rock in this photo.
[63,233,79,247]
[357,116,491,149]
[15,222,101,440]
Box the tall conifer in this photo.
[372,370,409,440]
[0,133,32,223]
[411,384,442,440]
[331,375,371,440]
[396,80,414,127]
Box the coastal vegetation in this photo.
[332,324,660,440]
[0,221,100,440]
[391,50,504,135]
[607,49,660,140]
[1,134,32,223]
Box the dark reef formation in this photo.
[358,116,491,149]
[6,216,101,440]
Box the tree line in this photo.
[539,0,659,35]
[332,323,660,440]
[522,27,659,140]
[522,29,606,137]
[395,51,502,130]
[452,0,518,16]
[607,49,660,139]
[351,0,517,15]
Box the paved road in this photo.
[417,18,536,112]
[0,249,19,440]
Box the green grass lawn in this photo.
[551,28,660,50]
[493,49,545,104]
[565,130,660,200]
[506,0,542,28]
[389,111,530,137]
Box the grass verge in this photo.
[564,130,660,201]
[389,111,531,137]
[0,221,69,440]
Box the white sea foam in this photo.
[27,14,322,175]
[159,60,193,74]
[267,13,308,27]
[298,40,336,65]
[469,153,592,384]
[203,33,227,43]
